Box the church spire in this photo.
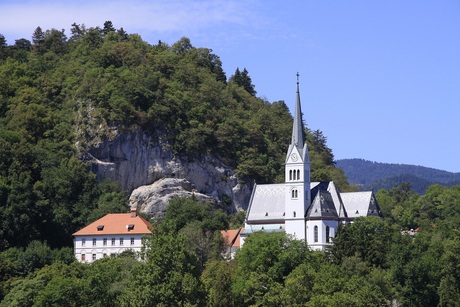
[291,72,305,153]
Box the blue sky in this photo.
[1,0,459,172]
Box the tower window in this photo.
[314,226,318,242]
[291,189,298,199]
[297,169,300,180]
[293,211,296,217]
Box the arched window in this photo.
[293,211,296,217]
[297,169,300,180]
[314,226,318,242]
[326,226,330,243]
[292,189,298,199]
[289,170,292,181]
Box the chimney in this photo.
[130,207,137,218]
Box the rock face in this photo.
[85,129,252,217]
[129,178,213,219]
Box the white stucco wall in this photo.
[74,234,147,263]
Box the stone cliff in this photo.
[84,128,252,218]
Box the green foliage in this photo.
[233,232,311,305]
[161,197,229,234]
[201,260,237,307]
[0,21,347,255]
[3,22,460,306]
[229,67,256,96]
[329,216,393,267]
[119,230,205,306]
[161,197,227,269]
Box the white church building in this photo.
[241,76,383,250]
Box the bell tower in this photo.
[284,73,311,240]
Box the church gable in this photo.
[285,145,304,164]
[306,190,339,219]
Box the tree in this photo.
[32,26,45,54]
[70,22,86,41]
[43,28,67,54]
[0,262,86,307]
[117,27,128,41]
[329,216,392,267]
[202,260,237,307]
[0,33,7,60]
[437,235,460,306]
[119,230,205,306]
[233,232,310,305]
[229,68,256,96]
[103,21,116,35]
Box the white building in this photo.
[242,76,383,250]
[73,208,152,263]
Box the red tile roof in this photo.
[73,213,152,236]
[221,228,244,248]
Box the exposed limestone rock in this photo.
[84,128,252,217]
[129,178,213,219]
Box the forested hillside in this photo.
[0,22,349,251]
[336,158,460,194]
[2,22,460,306]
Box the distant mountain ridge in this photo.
[335,158,460,194]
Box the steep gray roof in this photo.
[306,190,339,219]
[340,192,382,218]
[245,183,285,223]
[291,75,306,154]
[245,182,381,225]
[311,181,348,219]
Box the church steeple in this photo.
[284,73,311,241]
[291,72,305,154]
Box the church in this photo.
[241,76,383,250]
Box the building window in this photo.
[111,238,116,246]
[120,238,124,246]
[291,189,298,199]
[297,169,300,180]
[92,238,96,246]
[314,226,318,243]
[131,238,135,245]
[81,254,86,262]
[82,238,86,247]
[92,254,96,261]
[103,238,107,246]
[289,170,292,180]
[326,226,330,243]
[103,253,107,258]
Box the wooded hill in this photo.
[0,22,349,251]
[336,158,460,194]
[2,23,460,306]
